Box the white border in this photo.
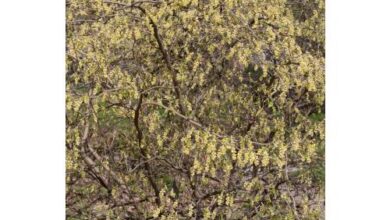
[0,0,65,219]
[327,0,390,219]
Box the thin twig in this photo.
[143,101,271,147]
[285,150,301,220]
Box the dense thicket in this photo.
[66,0,325,219]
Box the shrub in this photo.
[66,0,325,219]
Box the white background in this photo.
[0,0,389,219]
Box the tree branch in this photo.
[133,94,161,205]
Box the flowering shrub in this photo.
[66,0,325,219]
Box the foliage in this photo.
[66,0,325,219]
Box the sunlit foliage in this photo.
[66,0,324,219]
